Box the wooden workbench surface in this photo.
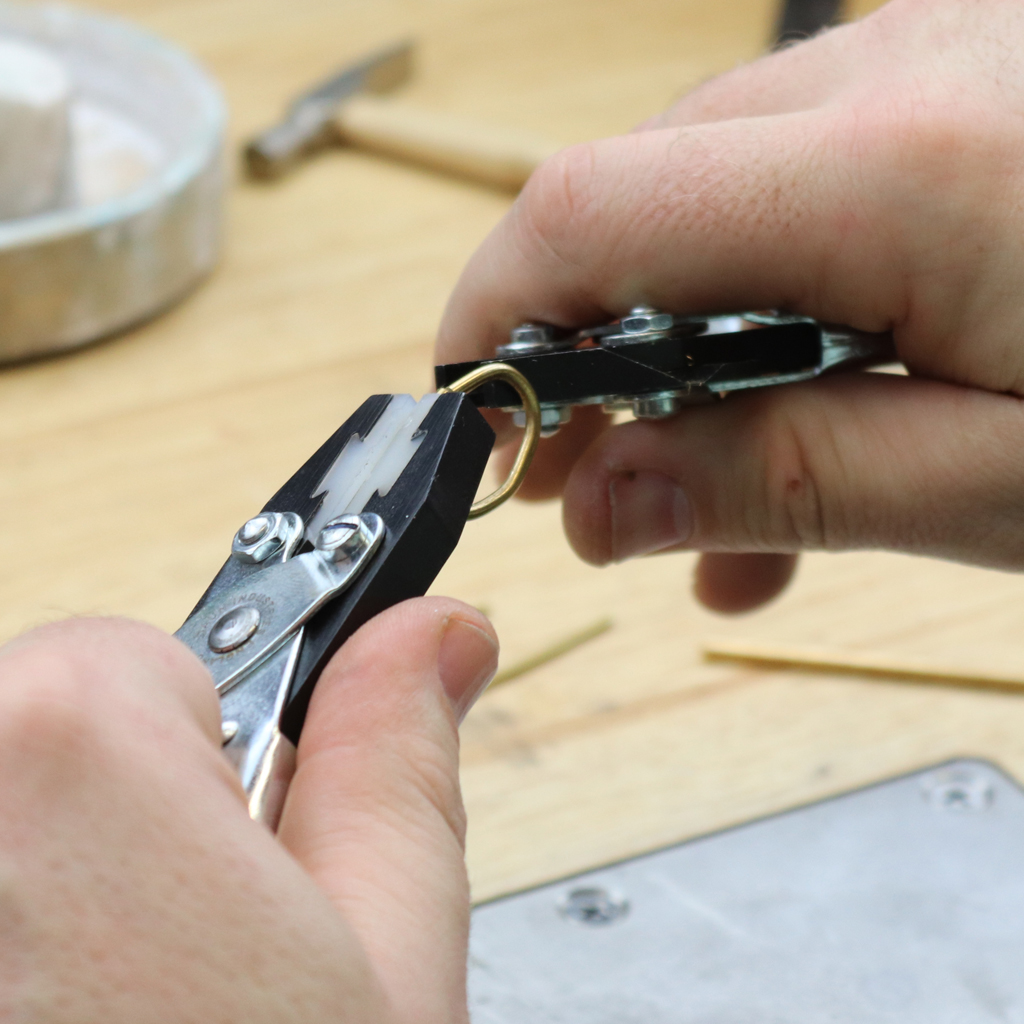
[5,0,1022,905]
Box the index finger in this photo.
[435,111,901,365]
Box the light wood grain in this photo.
[3,0,992,911]
[704,638,1024,694]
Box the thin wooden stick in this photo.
[490,618,614,688]
[702,638,1024,695]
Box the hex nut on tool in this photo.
[237,516,271,544]
[232,512,303,564]
[316,514,380,563]
[620,306,674,334]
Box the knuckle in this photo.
[831,86,1021,191]
[0,642,117,770]
[514,142,603,268]
[752,395,842,550]
[398,732,466,846]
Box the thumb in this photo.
[276,597,498,1024]
[562,371,1024,571]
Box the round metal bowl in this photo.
[0,2,225,362]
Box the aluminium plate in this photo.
[469,758,1024,1023]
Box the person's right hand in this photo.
[0,602,498,1023]
[436,0,1024,612]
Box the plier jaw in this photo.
[176,390,494,828]
[434,309,897,432]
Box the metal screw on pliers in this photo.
[315,514,383,563]
[208,604,261,653]
[232,511,303,565]
[237,515,271,544]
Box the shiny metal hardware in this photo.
[439,363,541,518]
[632,391,684,420]
[175,511,385,827]
[468,759,1022,1022]
[921,765,995,813]
[619,306,675,335]
[499,322,577,357]
[219,635,301,829]
[244,39,413,179]
[177,389,496,831]
[231,511,303,564]
[179,513,385,695]
[443,307,897,435]
[208,605,261,653]
[512,404,572,436]
[557,887,630,926]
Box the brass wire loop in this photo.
[439,363,541,518]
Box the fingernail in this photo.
[609,469,693,561]
[438,617,499,723]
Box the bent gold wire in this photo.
[439,362,541,518]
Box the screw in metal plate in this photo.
[557,886,629,926]
[921,766,995,812]
[221,720,240,745]
[208,604,261,653]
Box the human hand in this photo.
[0,603,497,1022]
[436,0,1024,612]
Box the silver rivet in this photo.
[221,720,239,745]
[208,605,261,653]
[237,515,271,544]
[557,886,629,926]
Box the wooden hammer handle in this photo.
[336,96,561,191]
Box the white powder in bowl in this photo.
[0,34,166,220]
[0,36,72,219]
[71,98,164,207]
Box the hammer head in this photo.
[245,38,414,179]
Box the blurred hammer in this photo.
[245,39,561,191]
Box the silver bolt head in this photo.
[633,392,683,420]
[513,404,573,437]
[221,719,240,745]
[510,322,554,346]
[237,515,271,544]
[232,512,294,564]
[316,515,363,560]
[621,307,674,334]
[208,604,261,653]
